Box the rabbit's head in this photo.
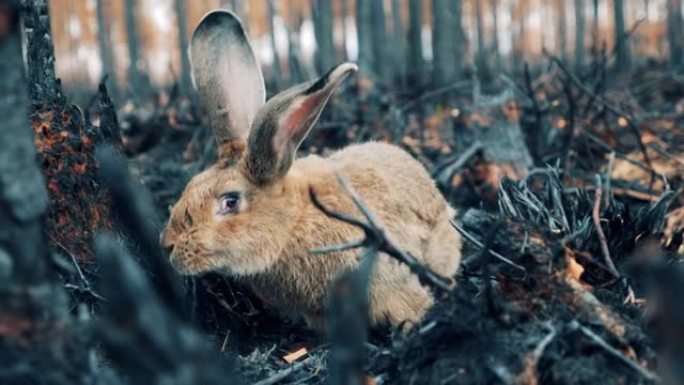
[161,10,357,276]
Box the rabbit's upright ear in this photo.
[190,10,265,159]
[244,63,358,185]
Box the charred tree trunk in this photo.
[356,0,374,78]
[613,0,631,72]
[0,2,88,382]
[511,0,527,73]
[407,0,424,90]
[575,0,586,71]
[592,0,600,50]
[23,0,113,261]
[391,0,406,84]
[474,0,490,82]
[96,0,117,93]
[286,13,305,84]
[125,0,141,96]
[312,0,335,74]
[432,0,464,87]
[267,0,282,89]
[667,0,684,69]
[370,0,388,83]
[556,0,568,62]
[174,0,191,95]
[490,0,502,75]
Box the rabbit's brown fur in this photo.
[162,10,461,331]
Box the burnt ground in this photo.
[97,63,684,385]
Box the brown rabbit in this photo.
[161,10,461,331]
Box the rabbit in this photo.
[161,10,462,331]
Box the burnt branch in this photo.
[309,172,455,294]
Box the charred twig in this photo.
[251,359,310,385]
[604,152,616,208]
[451,220,527,274]
[544,52,654,173]
[569,321,661,383]
[400,80,472,111]
[51,236,106,302]
[433,140,483,189]
[592,175,620,279]
[517,322,557,385]
[309,173,455,294]
[582,131,668,188]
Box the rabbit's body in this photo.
[243,142,461,328]
[162,10,461,332]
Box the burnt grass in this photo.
[89,66,684,384]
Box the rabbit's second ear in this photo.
[190,10,265,158]
[244,63,358,185]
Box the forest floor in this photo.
[108,62,684,385]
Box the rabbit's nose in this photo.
[159,230,174,254]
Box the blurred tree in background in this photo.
[46,0,684,100]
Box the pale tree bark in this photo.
[667,0,684,69]
[341,0,349,60]
[575,0,586,70]
[432,0,464,86]
[391,0,406,83]
[125,0,141,95]
[174,0,191,95]
[312,0,335,74]
[407,0,424,89]
[96,0,117,93]
[613,0,631,71]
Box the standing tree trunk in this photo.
[556,0,568,62]
[175,0,192,95]
[356,0,374,78]
[370,0,388,83]
[266,0,282,88]
[490,0,502,75]
[23,0,113,261]
[474,0,490,82]
[391,0,406,84]
[613,0,631,72]
[575,0,586,71]
[96,0,117,94]
[592,0,600,50]
[667,0,684,69]
[511,0,527,73]
[125,0,141,96]
[312,0,335,74]
[432,0,464,86]
[1,0,50,286]
[0,2,88,382]
[407,0,424,90]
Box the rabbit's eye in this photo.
[218,192,240,215]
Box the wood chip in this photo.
[282,347,308,363]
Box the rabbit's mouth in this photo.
[169,250,218,276]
